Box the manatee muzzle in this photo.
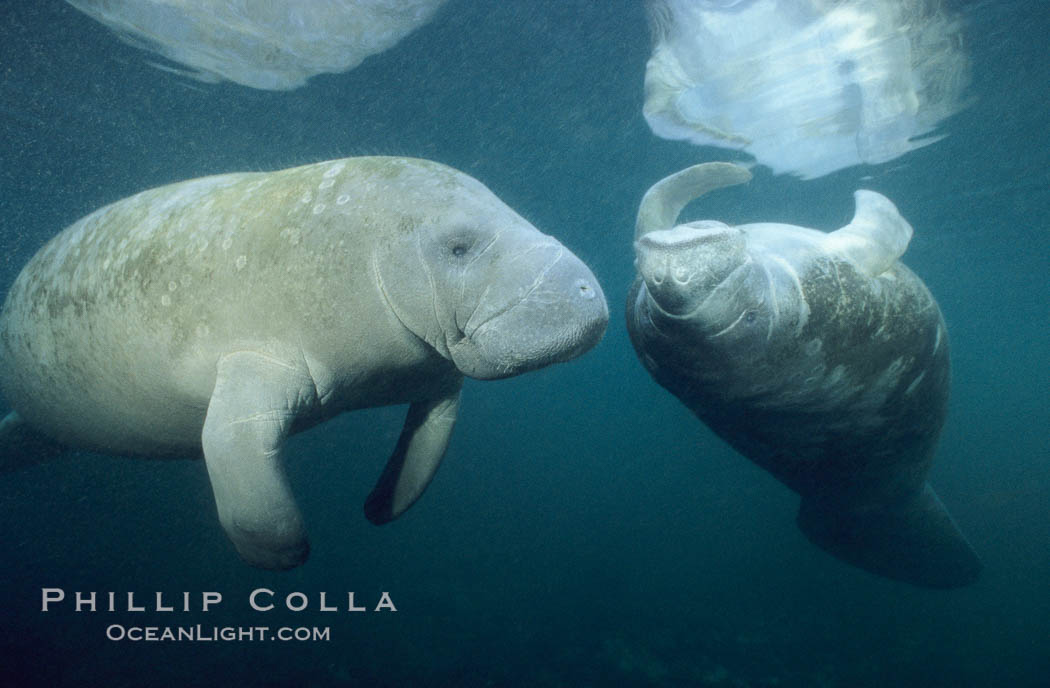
[456,249,608,379]
[635,221,745,316]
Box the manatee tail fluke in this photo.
[0,411,65,473]
[796,483,982,589]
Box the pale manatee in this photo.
[65,0,449,90]
[0,156,608,570]
[626,162,980,588]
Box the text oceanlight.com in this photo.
[40,588,397,642]
[105,625,330,642]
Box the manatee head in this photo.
[372,159,608,379]
[633,220,784,364]
[632,162,762,337]
[631,162,801,378]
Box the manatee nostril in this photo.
[574,278,597,300]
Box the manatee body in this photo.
[626,163,980,588]
[0,156,608,569]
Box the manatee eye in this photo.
[744,310,757,324]
[445,231,479,260]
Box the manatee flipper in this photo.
[635,162,753,239]
[201,351,316,570]
[797,483,982,588]
[822,190,914,276]
[0,411,64,472]
[365,386,461,525]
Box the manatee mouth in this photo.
[452,250,608,380]
[635,222,745,318]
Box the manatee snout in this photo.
[635,221,745,315]
[467,248,608,379]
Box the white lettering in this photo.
[41,588,65,611]
[202,592,222,612]
[75,591,96,612]
[155,592,173,612]
[285,592,308,612]
[250,588,274,611]
[375,592,396,612]
[127,592,145,612]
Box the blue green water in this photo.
[1,1,1047,686]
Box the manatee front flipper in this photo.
[797,484,982,588]
[635,162,752,239]
[0,411,65,472]
[364,386,461,525]
[201,351,317,570]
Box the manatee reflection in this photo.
[65,0,448,90]
[644,0,970,179]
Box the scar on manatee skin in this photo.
[322,164,344,179]
[279,227,302,246]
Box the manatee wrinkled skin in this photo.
[0,156,608,570]
[626,162,980,588]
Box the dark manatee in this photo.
[0,156,608,570]
[626,162,980,588]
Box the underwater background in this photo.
[0,0,1047,686]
